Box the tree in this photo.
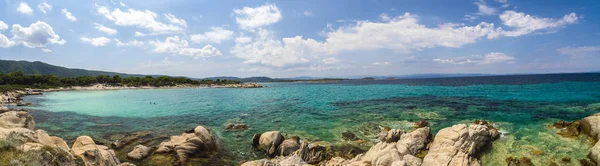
[112,75,122,85]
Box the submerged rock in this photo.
[72,135,121,166]
[224,123,249,131]
[155,125,219,164]
[127,145,150,160]
[422,122,500,166]
[342,131,359,141]
[506,156,533,166]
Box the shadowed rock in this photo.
[155,125,218,164]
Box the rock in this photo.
[323,127,430,166]
[581,113,600,141]
[414,120,429,128]
[241,155,310,166]
[342,131,359,141]
[378,128,404,143]
[293,141,333,164]
[506,156,533,166]
[422,123,499,166]
[278,136,300,156]
[252,131,284,157]
[224,123,248,130]
[0,111,35,130]
[580,158,596,166]
[127,145,150,160]
[156,126,218,164]
[72,135,121,166]
[119,162,136,166]
[561,156,571,162]
[553,120,582,137]
[590,142,600,163]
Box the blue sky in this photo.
[1,0,599,78]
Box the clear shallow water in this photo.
[21,78,600,165]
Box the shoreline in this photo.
[0,83,263,105]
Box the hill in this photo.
[0,60,143,77]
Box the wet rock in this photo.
[422,122,500,166]
[342,131,359,141]
[553,120,582,137]
[561,156,571,162]
[506,156,533,166]
[579,158,596,166]
[119,162,136,166]
[278,136,300,156]
[224,123,248,131]
[252,131,284,157]
[156,126,218,164]
[127,145,150,160]
[72,135,121,166]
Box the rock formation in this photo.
[421,121,500,166]
[72,135,121,166]
[127,145,150,160]
[252,131,285,157]
[155,125,219,164]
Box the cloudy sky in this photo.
[1,0,599,78]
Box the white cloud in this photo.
[10,21,66,48]
[97,5,185,35]
[475,1,496,15]
[38,2,52,14]
[322,57,339,64]
[41,48,52,52]
[164,13,187,27]
[150,36,222,58]
[496,0,509,8]
[134,31,146,37]
[557,46,600,57]
[464,14,479,21]
[114,39,144,47]
[81,37,111,46]
[190,27,234,44]
[120,2,127,7]
[235,36,252,44]
[17,2,33,15]
[380,13,391,21]
[61,9,77,21]
[498,11,578,36]
[433,52,515,65]
[0,21,7,31]
[372,62,390,65]
[94,23,117,35]
[233,4,282,29]
[302,10,313,16]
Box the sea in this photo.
[21,73,600,165]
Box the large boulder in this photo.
[278,136,300,156]
[293,141,333,164]
[156,125,219,164]
[252,131,284,157]
[422,122,499,166]
[72,135,121,166]
[0,110,35,130]
[581,113,600,141]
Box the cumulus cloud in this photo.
[190,27,234,44]
[475,0,496,15]
[94,23,117,35]
[61,9,77,21]
[96,5,185,35]
[114,39,144,47]
[134,31,146,37]
[433,52,515,65]
[0,21,7,31]
[17,2,33,15]
[233,4,282,29]
[150,36,222,58]
[234,36,252,44]
[322,57,339,64]
[498,11,579,36]
[81,37,111,46]
[41,48,52,52]
[372,62,390,65]
[164,13,187,27]
[557,46,600,57]
[302,10,313,16]
[38,1,52,14]
[10,21,66,48]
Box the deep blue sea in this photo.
[22,73,600,165]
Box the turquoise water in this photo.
[22,81,600,165]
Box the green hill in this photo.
[0,60,143,77]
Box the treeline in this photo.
[0,71,241,89]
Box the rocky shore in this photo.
[2,105,600,165]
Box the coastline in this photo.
[0,83,263,105]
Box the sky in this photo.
[1,0,599,78]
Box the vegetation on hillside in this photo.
[0,71,241,92]
[0,60,143,77]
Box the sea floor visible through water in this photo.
[20,78,600,165]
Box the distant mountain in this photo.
[0,59,144,77]
[203,76,285,82]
